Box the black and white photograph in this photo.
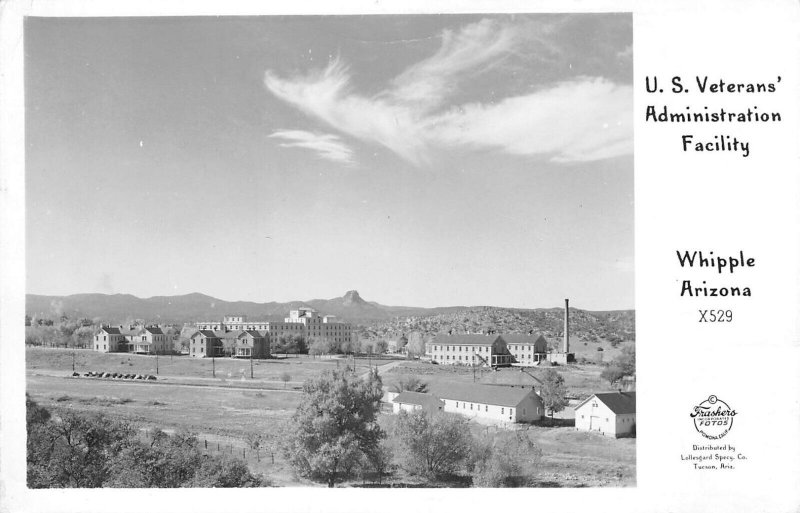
[5,2,800,512]
[21,13,635,489]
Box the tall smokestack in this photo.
[563,298,570,353]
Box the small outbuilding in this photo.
[574,391,636,437]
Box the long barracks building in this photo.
[429,333,550,367]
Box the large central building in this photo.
[271,307,352,347]
[193,308,352,354]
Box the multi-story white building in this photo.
[502,333,549,365]
[429,334,514,367]
[93,325,173,354]
[195,315,269,331]
[194,308,352,348]
[430,333,552,367]
[270,307,352,348]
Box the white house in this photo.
[392,391,444,414]
[430,382,544,425]
[574,391,636,437]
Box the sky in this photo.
[25,14,633,310]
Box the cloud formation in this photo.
[265,18,632,166]
[269,129,354,164]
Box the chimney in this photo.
[563,298,569,353]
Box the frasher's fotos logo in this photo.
[690,395,737,440]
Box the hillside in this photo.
[26,290,463,324]
[25,291,634,343]
[358,306,636,346]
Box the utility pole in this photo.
[156,352,159,375]
[212,354,216,378]
[72,351,75,373]
[250,347,254,379]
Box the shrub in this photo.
[393,411,472,478]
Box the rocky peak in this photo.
[342,290,364,306]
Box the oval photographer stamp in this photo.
[690,395,737,439]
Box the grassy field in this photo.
[26,347,634,487]
[27,347,374,386]
[380,360,613,400]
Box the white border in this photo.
[2,1,799,512]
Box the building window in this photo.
[501,408,504,414]
[470,403,473,410]
[456,402,459,408]
[485,405,488,412]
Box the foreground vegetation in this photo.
[27,348,635,487]
[26,395,263,488]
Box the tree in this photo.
[393,410,472,478]
[280,372,292,389]
[601,365,626,386]
[221,336,236,357]
[471,431,542,487]
[27,405,137,488]
[539,369,568,419]
[390,375,428,394]
[72,326,95,349]
[27,397,263,488]
[373,339,388,354]
[359,439,394,485]
[361,340,374,355]
[406,332,425,357]
[283,368,384,487]
[615,344,636,376]
[308,337,331,358]
[277,333,306,357]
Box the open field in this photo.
[381,360,613,400]
[27,347,375,387]
[27,347,634,487]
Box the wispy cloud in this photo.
[387,18,516,111]
[427,78,632,162]
[269,129,354,164]
[264,18,632,166]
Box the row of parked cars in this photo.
[71,371,157,380]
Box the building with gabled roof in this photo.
[189,330,224,358]
[428,382,544,425]
[93,325,173,354]
[501,333,549,365]
[429,334,513,367]
[233,330,269,358]
[575,391,636,437]
[392,391,444,414]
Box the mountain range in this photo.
[25,290,466,324]
[26,290,634,342]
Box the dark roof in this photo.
[239,330,264,338]
[144,327,164,335]
[99,327,122,335]
[479,369,542,387]
[214,330,242,339]
[428,382,536,407]
[576,392,636,414]
[393,391,444,409]
[432,334,503,346]
[193,330,219,338]
[500,334,546,345]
